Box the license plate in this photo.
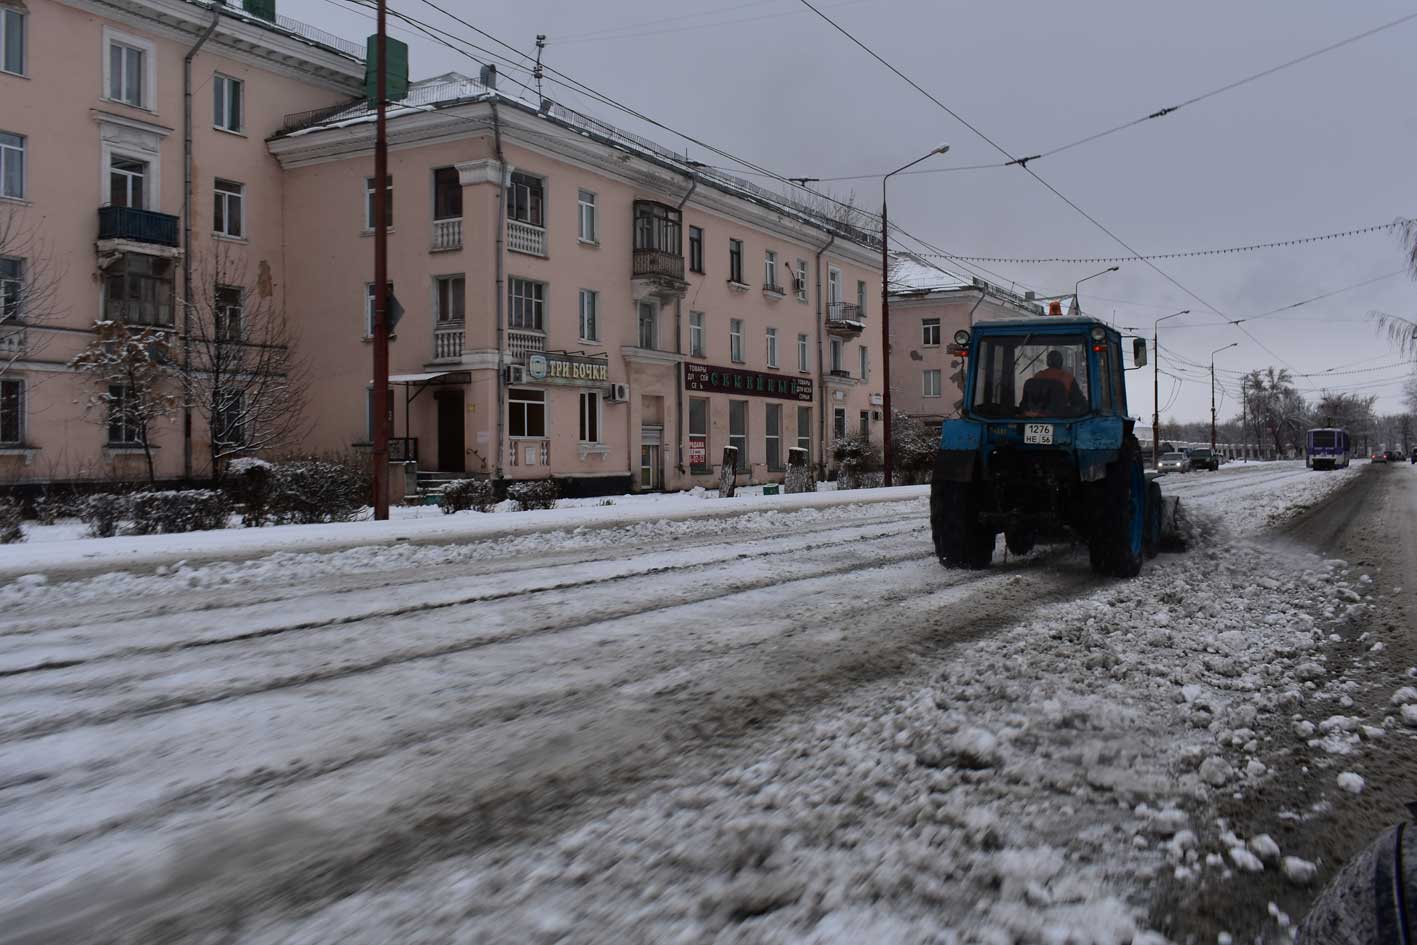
[1024,423,1053,445]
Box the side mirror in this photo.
[1133,338,1148,367]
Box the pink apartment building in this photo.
[0,0,362,486]
[270,72,884,495]
[887,252,1050,428]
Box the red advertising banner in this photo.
[688,437,707,467]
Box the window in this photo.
[637,301,658,349]
[828,267,842,303]
[795,259,807,301]
[509,172,543,227]
[0,131,22,199]
[213,74,243,132]
[766,327,778,368]
[0,378,21,443]
[688,397,709,473]
[833,407,846,440]
[0,256,20,321]
[579,390,600,443]
[729,318,743,363]
[576,289,598,341]
[577,190,597,243]
[797,333,809,373]
[923,369,942,398]
[365,386,392,442]
[971,333,1090,419]
[764,250,778,290]
[633,201,681,253]
[728,399,747,472]
[859,410,870,438]
[765,403,782,470]
[857,280,867,316]
[689,226,703,273]
[922,318,941,347]
[508,388,545,438]
[508,278,544,330]
[796,405,811,457]
[859,345,869,381]
[433,167,461,220]
[364,175,392,230]
[435,275,464,323]
[728,238,743,284]
[215,389,245,448]
[104,254,174,325]
[689,311,705,358]
[107,385,139,444]
[363,282,393,336]
[215,284,242,340]
[109,156,147,208]
[2,8,25,76]
[214,178,244,238]
[108,40,146,107]
[830,337,844,373]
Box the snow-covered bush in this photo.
[79,493,128,538]
[507,478,559,511]
[268,457,367,525]
[891,410,937,484]
[832,432,882,490]
[224,457,275,527]
[0,498,23,543]
[784,446,815,494]
[33,491,76,525]
[125,490,232,535]
[441,478,496,514]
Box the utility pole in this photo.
[1152,309,1189,465]
[1240,375,1247,461]
[1209,343,1236,452]
[371,0,390,520]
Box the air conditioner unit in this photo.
[607,382,630,402]
[505,364,526,384]
[792,277,805,293]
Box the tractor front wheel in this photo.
[1089,439,1146,578]
[931,479,994,569]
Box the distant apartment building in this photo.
[270,72,883,495]
[887,252,1050,428]
[0,0,362,485]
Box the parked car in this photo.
[1157,452,1191,474]
[1188,448,1220,471]
[1385,450,1405,463]
[1371,452,1387,463]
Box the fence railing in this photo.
[507,329,545,360]
[433,324,464,360]
[507,219,546,256]
[432,218,462,252]
[632,248,684,281]
[97,206,180,247]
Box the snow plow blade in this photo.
[1157,496,1188,552]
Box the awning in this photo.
[373,371,469,385]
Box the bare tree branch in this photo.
[0,202,67,377]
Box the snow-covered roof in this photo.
[279,72,881,249]
[887,252,970,293]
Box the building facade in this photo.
[0,0,362,486]
[270,74,883,495]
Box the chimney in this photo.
[480,64,498,89]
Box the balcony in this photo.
[432,218,462,252]
[826,302,865,337]
[762,281,786,299]
[632,248,687,302]
[507,219,546,257]
[507,329,546,361]
[97,206,180,248]
[433,323,464,360]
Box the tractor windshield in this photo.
[971,334,1091,419]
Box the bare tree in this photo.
[0,203,65,376]
[184,248,310,479]
[1242,367,1309,456]
[68,321,181,484]
[1369,217,1417,356]
[1404,374,1417,415]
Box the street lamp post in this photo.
[1151,309,1190,466]
[1072,266,1119,317]
[881,143,949,487]
[1210,342,1238,452]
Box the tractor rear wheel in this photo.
[1088,438,1146,578]
[931,479,994,569]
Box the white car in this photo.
[1157,452,1191,474]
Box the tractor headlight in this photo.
[953,329,970,346]
[1089,325,1106,341]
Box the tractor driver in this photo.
[1020,349,1087,417]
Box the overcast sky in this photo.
[286,0,1417,423]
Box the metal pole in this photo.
[1210,358,1216,452]
[371,0,390,519]
[1152,325,1160,467]
[880,178,892,487]
[1241,376,1247,460]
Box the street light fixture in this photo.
[1151,309,1190,466]
[1072,266,1119,316]
[880,143,949,487]
[1210,342,1238,452]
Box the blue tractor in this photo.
[931,315,1173,577]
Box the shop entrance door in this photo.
[436,391,465,472]
[640,423,663,490]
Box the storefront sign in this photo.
[688,438,707,466]
[684,363,813,402]
[527,353,610,386]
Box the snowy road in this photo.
[0,461,1403,944]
